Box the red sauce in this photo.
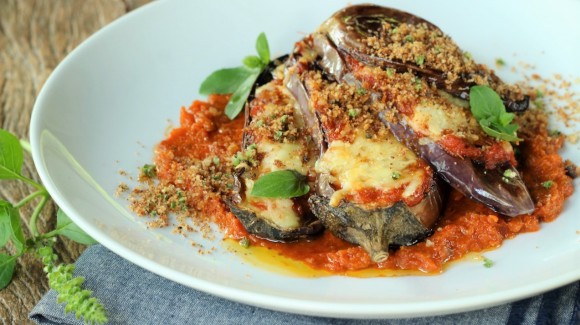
[155,96,574,275]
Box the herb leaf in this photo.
[199,67,253,95]
[251,170,310,198]
[199,33,271,120]
[2,202,25,254]
[0,201,14,248]
[255,32,270,65]
[225,75,258,120]
[0,129,24,180]
[469,85,522,142]
[0,254,17,289]
[54,209,97,245]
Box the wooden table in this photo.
[0,1,150,322]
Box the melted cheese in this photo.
[316,132,425,207]
[258,141,308,175]
[242,179,300,229]
[408,100,480,142]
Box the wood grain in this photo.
[0,0,151,323]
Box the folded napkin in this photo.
[30,245,579,325]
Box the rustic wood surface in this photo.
[0,0,151,323]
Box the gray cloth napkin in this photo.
[30,245,579,325]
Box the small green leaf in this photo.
[498,112,515,126]
[0,129,24,180]
[470,86,503,121]
[199,67,253,95]
[54,209,97,245]
[6,204,25,254]
[255,32,270,65]
[251,170,310,198]
[224,75,257,120]
[0,201,14,248]
[0,254,17,289]
[470,86,522,142]
[243,55,263,69]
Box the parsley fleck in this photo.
[495,58,505,67]
[403,35,414,43]
[239,237,250,248]
[356,88,367,95]
[141,164,156,178]
[416,54,425,66]
[348,108,359,118]
[392,171,401,180]
[503,169,517,179]
[483,257,494,268]
[541,180,554,188]
[386,68,395,77]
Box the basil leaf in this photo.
[0,254,17,289]
[54,209,97,245]
[0,201,14,248]
[225,75,258,120]
[469,85,521,142]
[251,170,310,198]
[0,129,24,180]
[255,32,270,65]
[199,67,252,95]
[243,55,263,69]
[470,85,503,121]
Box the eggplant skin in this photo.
[226,200,323,242]
[309,195,438,263]
[382,114,534,217]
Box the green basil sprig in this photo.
[0,129,107,324]
[199,33,271,120]
[251,170,310,198]
[469,85,522,142]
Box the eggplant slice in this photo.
[228,60,323,241]
[317,4,529,112]
[285,39,445,262]
[314,4,535,216]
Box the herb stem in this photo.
[16,174,45,191]
[19,139,32,153]
[29,195,49,237]
[14,190,46,208]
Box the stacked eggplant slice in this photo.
[227,4,535,261]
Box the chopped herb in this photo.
[274,130,283,140]
[434,45,442,53]
[535,89,544,98]
[212,157,220,166]
[356,88,367,95]
[392,171,401,180]
[503,169,517,179]
[469,85,522,142]
[483,257,494,268]
[232,155,242,166]
[348,108,359,118]
[416,54,425,66]
[413,77,422,91]
[463,51,472,60]
[386,68,395,77]
[239,237,250,248]
[495,58,505,67]
[534,99,545,110]
[141,164,156,178]
[280,115,289,123]
[541,180,554,188]
[403,35,414,43]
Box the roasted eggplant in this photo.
[228,61,323,241]
[285,39,445,262]
[313,4,535,216]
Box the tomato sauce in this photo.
[154,95,574,275]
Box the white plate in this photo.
[30,0,580,319]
